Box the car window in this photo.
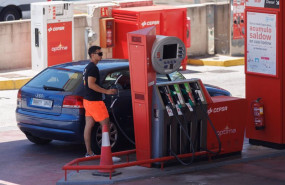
[102,70,185,89]
[102,70,131,90]
[26,68,83,92]
[156,74,169,82]
[156,71,186,82]
[168,71,186,81]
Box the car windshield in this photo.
[156,71,186,82]
[26,68,83,92]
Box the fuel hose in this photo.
[109,76,136,145]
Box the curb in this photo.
[188,57,244,67]
[0,78,31,90]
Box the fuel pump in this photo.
[157,84,195,165]
[63,26,247,174]
[128,27,228,167]
[31,2,74,71]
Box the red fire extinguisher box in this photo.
[245,1,285,148]
[112,5,188,63]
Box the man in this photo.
[83,45,118,159]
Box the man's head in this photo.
[88,46,103,63]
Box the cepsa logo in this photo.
[51,43,68,52]
[217,126,237,136]
[207,106,228,115]
[48,26,65,32]
[141,20,160,27]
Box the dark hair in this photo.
[88,46,101,58]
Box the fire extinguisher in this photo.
[251,98,265,130]
[106,28,112,47]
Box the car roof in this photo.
[50,59,129,72]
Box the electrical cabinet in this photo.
[113,5,188,69]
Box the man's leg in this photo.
[99,117,110,136]
[84,116,95,155]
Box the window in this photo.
[102,70,185,89]
[156,71,185,82]
[168,71,186,81]
[102,70,131,90]
[26,68,83,92]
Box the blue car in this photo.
[16,59,231,153]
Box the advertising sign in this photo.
[246,12,276,76]
[246,0,279,9]
[47,22,72,66]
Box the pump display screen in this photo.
[163,44,177,59]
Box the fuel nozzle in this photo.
[162,86,175,108]
[109,75,122,109]
[170,90,182,109]
[183,83,195,106]
[180,87,194,112]
[158,86,174,117]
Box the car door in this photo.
[102,70,133,135]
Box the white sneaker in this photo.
[85,153,96,157]
[112,156,121,163]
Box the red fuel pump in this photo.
[251,98,265,130]
[62,27,247,177]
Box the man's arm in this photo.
[88,76,116,95]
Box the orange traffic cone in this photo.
[93,124,121,177]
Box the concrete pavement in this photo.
[56,138,285,185]
[0,128,284,185]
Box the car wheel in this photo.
[91,120,120,154]
[0,7,21,21]
[25,134,52,145]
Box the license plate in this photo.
[31,98,53,108]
